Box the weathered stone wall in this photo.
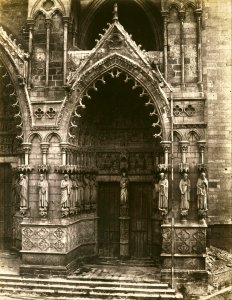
[202,0,232,226]
[0,0,28,49]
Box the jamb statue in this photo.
[179,172,191,221]
[61,174,71,216]
[197,172,208,223]
[120,172,129,206]
[157,172,169,211]
[38,174,49,209]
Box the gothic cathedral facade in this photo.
[0,0,231,282]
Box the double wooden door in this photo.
[0,163,13,250]
[97,181,153,258]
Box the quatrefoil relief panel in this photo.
[184,104,196,116]
[173,104,196,117]
[173,105,184,116]
[34,108,44,119]
[46,107,56,119]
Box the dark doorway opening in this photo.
[0,163,13,250]
[98,182,120,258]
[129,182,153,258]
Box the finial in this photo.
[113,3,118,22]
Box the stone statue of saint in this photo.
[61,174,71,208]
[83,174,91,206]
[12,173,20,211]
[197,172,208,210]
[179,173,191,210]
[38,174,49,209]
[76,174,84,209]
[70,175,77,211]
[89,174,98,207]
[19,173,28,208]
[120,172,129,206]
[157,173,169,210]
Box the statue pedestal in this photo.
[161,222,208,284]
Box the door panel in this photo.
[129,182,152,258]
[98,182,120,257]
[0,163,13,250]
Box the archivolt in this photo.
[59,53,170,142]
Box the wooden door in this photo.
[98,182,120,257]
[129,182,152,258]
[0,163,13,250]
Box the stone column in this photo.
[179,141,189,173]
[22,142,32,165]
[60,142,69,165]
[27,19,34,89]
[195,8,203,88]
[162,11,169,81]
[179,141,189,164]
[63,17,69,85]
[160,141,171,166]
[179,11,185,88]
[197,140,206,165]
[119,173,129,258]
[45,18,51,87]
[40,142,50,165]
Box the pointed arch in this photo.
[27,132,43,143]
[44,132,62,143]
[0,44,31,142]
[79,0,163,50]
[187,130,201,141]
[58,53,170,142]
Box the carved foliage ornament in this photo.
[0,64,24,141]
[0,27,29,78]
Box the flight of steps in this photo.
[0,273,183,299]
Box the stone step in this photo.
[0,274,183,299]
[0,287,183,299]
[0,273,165,285]
[96,258,157,267]
[0,275,169,288]
[0,281,177,294]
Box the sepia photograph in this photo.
[0,0,231,299]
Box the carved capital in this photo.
[63,16,69,26]
[179,163,189,174]
[45,18,52,28]
[179,10,185,22]
[161,10,169,20]
[160,141,171,152]
[22,142,32,153]
[197,140,206,152]
[60,142,69,153]
[157,164,169,173]
[27,19,35,30]
[179,141,189,152]
[37,164,50,173]
[195,8,202,17]
[40,142,50,153]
